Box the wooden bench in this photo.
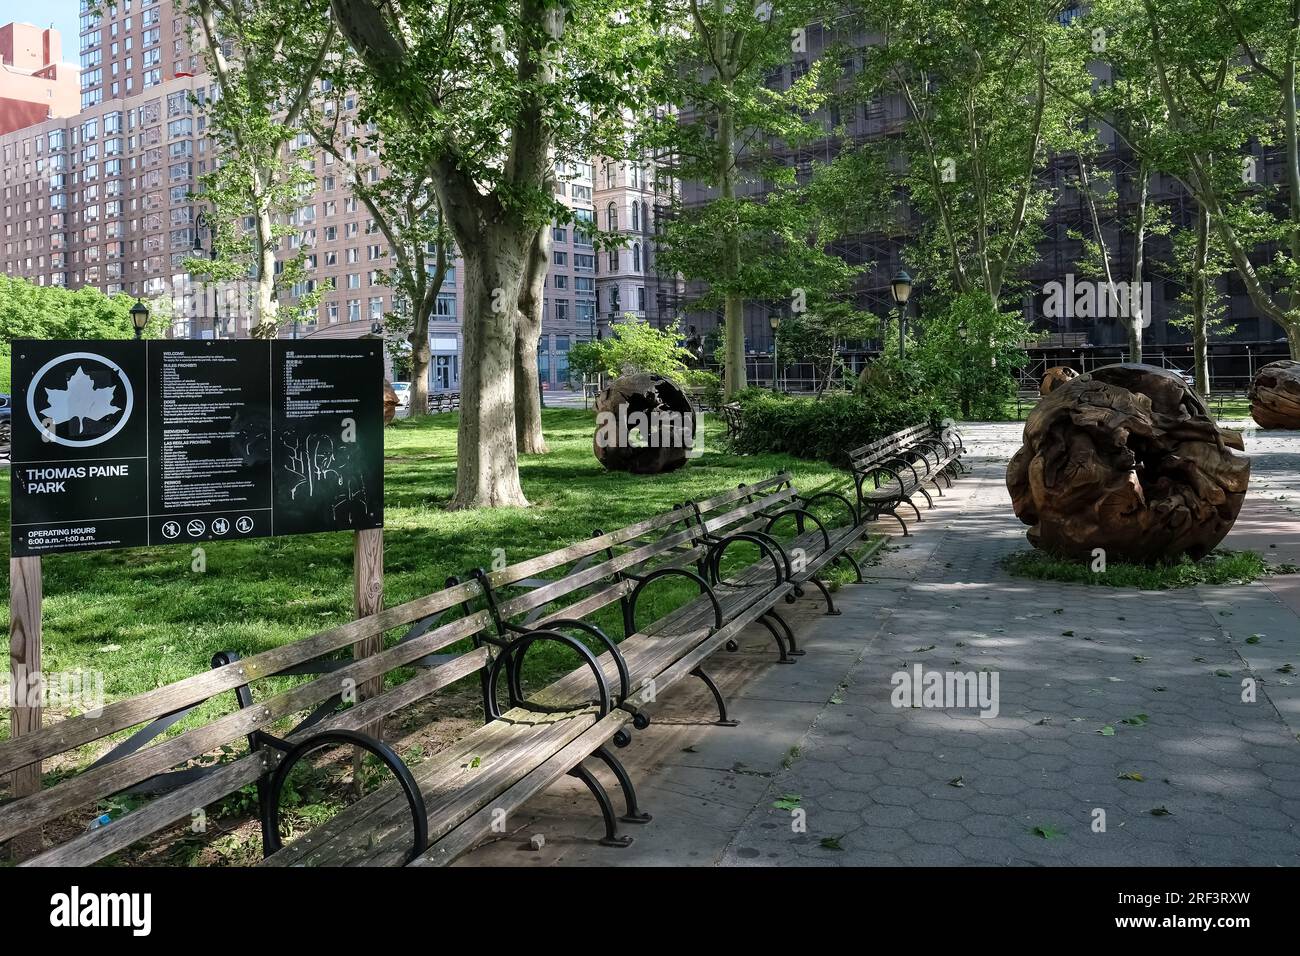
[848,422,966,535]
[1,473,869,868]
[720,402,744,444]
[428,391,461,413]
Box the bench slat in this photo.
[0,579,483,777]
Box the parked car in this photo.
[391,381,411,408]
[0,394,11,446]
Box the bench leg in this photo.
[691,666,740,725]
[755,613,795,663]
[837,552,865,583]
[887,508,912,536]
[916,485,934,509]
[903,497,923,522]
[568,762,634,848]
[594,746,652,824]
[808,575,841,616]
[762,608,802,657]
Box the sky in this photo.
[1,0,81,61]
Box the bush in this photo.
[683,369,723,409]
[731,390,944,465]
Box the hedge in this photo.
[730,390,945,466]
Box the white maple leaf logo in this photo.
[41,366,120,435]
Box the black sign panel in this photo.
[10,339,383,557]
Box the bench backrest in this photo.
[848,423,942,468]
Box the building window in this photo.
[633,243,641,272]
[606,201,617,231]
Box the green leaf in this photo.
[818,836,844,851]
[1150,806,1174,817]
[772,794,802,811]
[1121,713,1149,726]
[1098,725,1116,736]
[1117,771,1144,781]
[1032,824,1064,839]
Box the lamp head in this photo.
[890,269,913,305]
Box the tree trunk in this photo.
[1191,202,1211,395]
[408,312,433,416]
[716,16,746,399]
[408,227,448,417]
[452,233,529,509]
[1129,164,1149,363]
[250,204,279,339]
[515,224,550,454]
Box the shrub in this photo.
[574,315,696,384]
[732,390,944,465]
[683,369,723,409]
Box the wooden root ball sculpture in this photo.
[1249,360,1300,429]
[1007,364,1250,563]
[1039,365,1079,396]
[382,380,399,425]
[594,373,696,474]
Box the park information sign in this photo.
[9,339,384,557]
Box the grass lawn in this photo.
[1001,548,1278,588]
[0,407,865,747]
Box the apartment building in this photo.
[1,23,79,135]
[1,71,209,297]
[1,2,674,393]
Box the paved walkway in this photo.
[460,421,1300,867]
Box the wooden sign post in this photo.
[353,526,385,739]
[9,554,43,857]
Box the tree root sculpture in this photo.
[1039,366,1079,395]
[1249,360,1300,429]
[1007,364,1250,563]
[593,373,696,474]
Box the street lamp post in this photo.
[130,299,150,340]
[890,269,913,362]
[770,314,782,392]
[194,212,219,339]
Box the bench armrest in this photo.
[706,532,787,591]
[628,567,724,632]
[798,490,860,527]
[488,628,614,720]
[262,729,429,866]
[528,618,631,705]
[853,463,906,498]
[763,506,832,552]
